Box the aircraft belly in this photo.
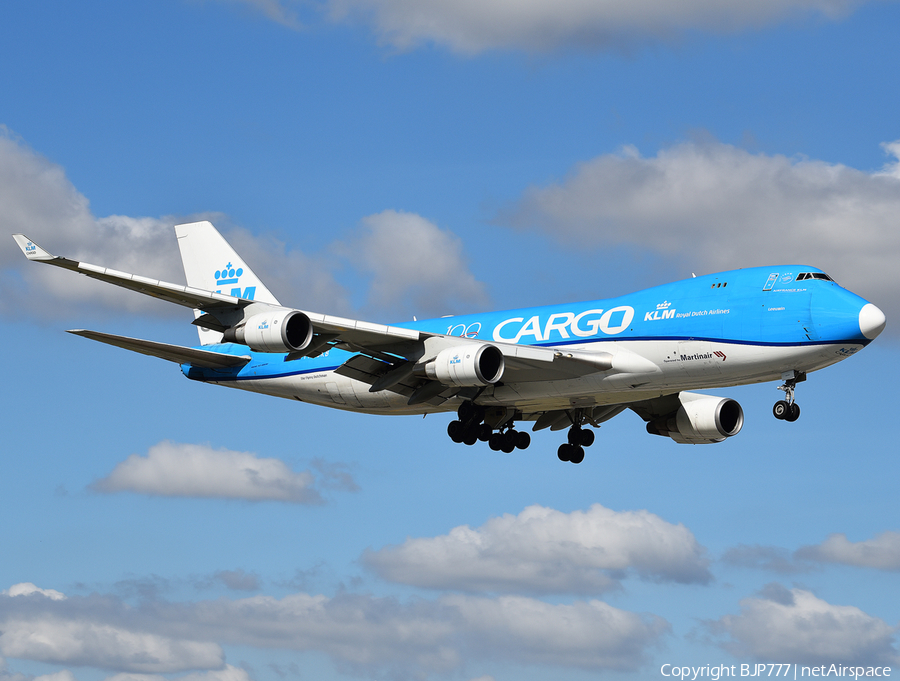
[206,338,864,417]
[491,340,864,411]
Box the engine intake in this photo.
[647,393,744,444]
[226,309,313,354]
[425,344,505,387]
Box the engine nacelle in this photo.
[647,393,744,444]
[226,309,313,354]
[425,344,505,387]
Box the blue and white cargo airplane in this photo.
[13,222,886,464]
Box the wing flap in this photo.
[67,330,252,369]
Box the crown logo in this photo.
[215,262,243,286]
[656,301,671,310]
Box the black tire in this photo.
[569,446,585,464]
[785,402,801,422]
[501,431,517,453]
[579,429,595,447]
[448,420,465,443]
[489,433,504,451]
[558,443,572,462]
[773,400,790,420]
[567,427,581,445]
[515,431,531,450]
[478,423,493,442]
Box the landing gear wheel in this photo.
[772,401,790,420]
[785,402,801,422]
[501,431,517,453]
[478,423,492,442]
[569,446,585,464]
[579,429,595,447]
[448,420,466,442]
[567,427,582,445]
[489,433,504,451]
[558,443,572,462]
[515,431,531,450]
[463,426,479,446]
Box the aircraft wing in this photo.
[13,234,251,313]
[14,234,426,348]
[67,330,253,369]
[14,234,657,385]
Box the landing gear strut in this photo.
[773,370,805,422]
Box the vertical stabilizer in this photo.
[175,221,281,345]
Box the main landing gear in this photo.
[773,370,806,422]
[557,421,596,465]
[447,402,531,453]
[447,402,598,464]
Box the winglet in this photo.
[12,234,55,261]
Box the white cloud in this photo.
[707,585,900,665]
[91,441,350,504]
[0,127,350,321]
[0,584,668,676]
[796,531,900,570]
[505,139,900,326]
[446,595,669,670]
[178,666,253,681]
[336,209,489,319]
[2,128,479,325]
[0,593,223,673]
[163,590,667,673]
[2,583,66,601]
[326,0,865,53]
[364,503,711,595]
[0,128,185,318]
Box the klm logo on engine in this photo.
[645,301,676,322]
[214,262,256,300]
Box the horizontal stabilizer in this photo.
[67,330,252,369]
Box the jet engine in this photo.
[225,309,314,353]
[646,393,744,444]
[424,344,505,387]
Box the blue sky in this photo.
[2,1,900,680]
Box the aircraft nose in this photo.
[859,303,886,340]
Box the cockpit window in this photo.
[797,272,835,282]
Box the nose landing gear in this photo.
[773,370,805,422]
